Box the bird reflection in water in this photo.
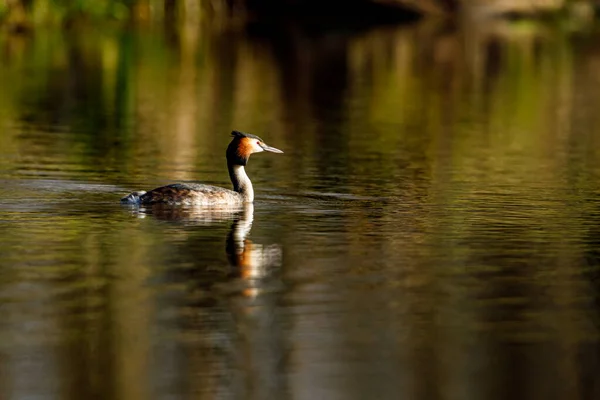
[122,203,286,398]
[123,202,282,296]
[225,204,282,298]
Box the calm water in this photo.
[2,17,600,400]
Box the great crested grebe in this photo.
[121,130,283,205]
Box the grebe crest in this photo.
[121,130,283,205]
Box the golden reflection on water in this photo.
[1,14,600,400]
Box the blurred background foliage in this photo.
[1,0,600,188]
[0,0,599,31]
[1,0,600,190]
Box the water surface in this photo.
[1,18,600,400]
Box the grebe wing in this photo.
[138,183,241,205]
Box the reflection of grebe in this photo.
[227,204,282,294]
[121,131,283,205]
[125,202,282,283]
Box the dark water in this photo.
[2,17,600,400]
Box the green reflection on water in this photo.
[1,16,600,400]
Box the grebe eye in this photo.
[256,141,260,145]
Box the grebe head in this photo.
[226,130,283,166]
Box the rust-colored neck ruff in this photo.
[226,137,252,166]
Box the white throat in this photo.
[229,164,254,202]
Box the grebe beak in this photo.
[260,143,284,154]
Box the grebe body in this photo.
[121,131,283,205]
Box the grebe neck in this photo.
[228,163,254,202]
